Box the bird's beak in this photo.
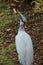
[17,10,23,20]
[17,10,21,15]
[13,8,20,14]
[17,11,21,18]
[13,8,17,14]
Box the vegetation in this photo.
[0,1,43,65]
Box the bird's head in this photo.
[13,9,27,24]
[18,11,27,24]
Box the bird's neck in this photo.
[18,20,25,32]
[18,25,24,31]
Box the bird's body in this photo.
[15,12,33,65]
[15,30,33,65]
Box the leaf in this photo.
[6,28,11,32]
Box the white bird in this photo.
[15,11,33,65]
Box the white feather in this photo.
[15,31,33,65]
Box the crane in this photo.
[15,11,33,65]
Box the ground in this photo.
[0,2,43,65]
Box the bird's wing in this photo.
[15,34,26,54]
[15,32,33,54]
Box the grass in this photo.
[1,43,15,55]
[0,55,14,65]
[1,48,11,55]
[0,8,18,44]
[0,55,7,62]
[0,3,18,65]
[0,11,11,29]
[0,3,5,7]
[0,3,18,29]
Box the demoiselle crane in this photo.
[15,11,33,65]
